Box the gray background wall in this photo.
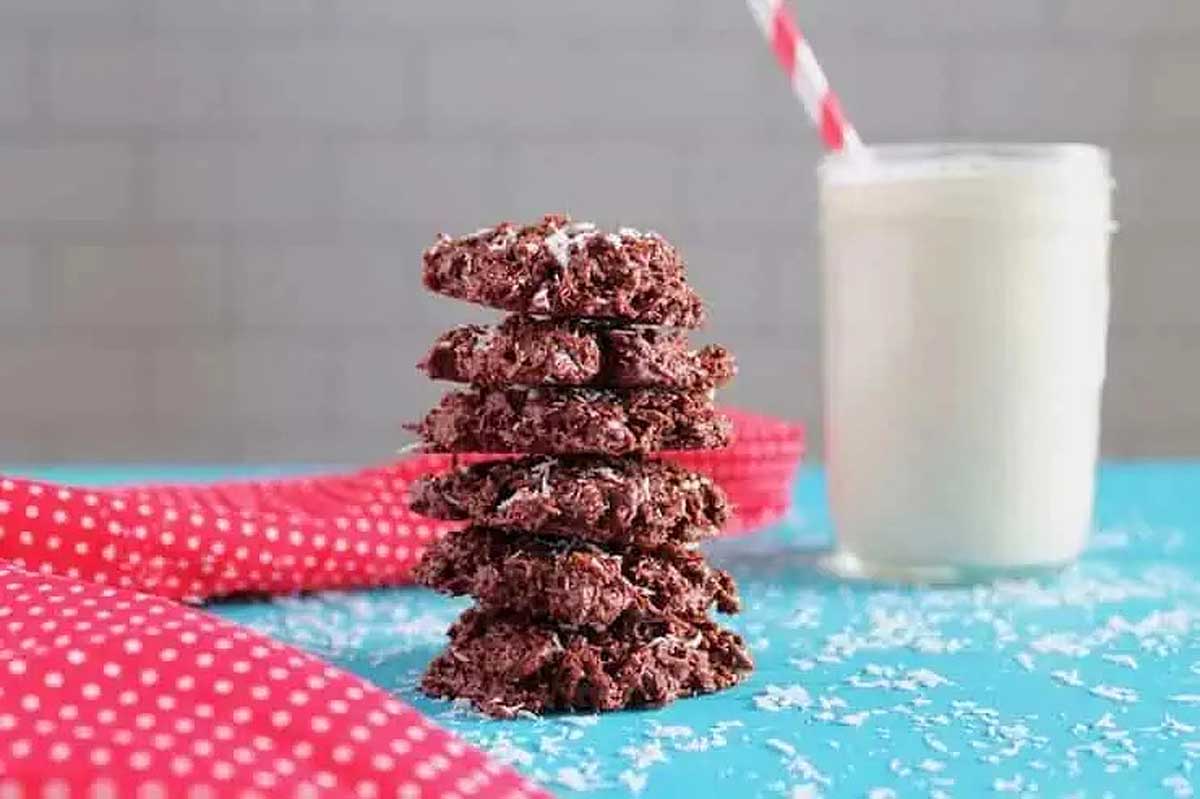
[0,0,1196,463]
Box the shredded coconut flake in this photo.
[618,770,648,795]
[1091,684,1139,704]
[755,684,813,712]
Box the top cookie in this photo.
[422,214,706,327]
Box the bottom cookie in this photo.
[421,609,754,718]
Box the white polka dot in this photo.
[20,694,39,712]
[129,750,152,771]
[90,747,112,766]
[49,742,71,762]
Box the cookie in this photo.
[412,528,739,630]
[409,455,729,547]
[421,609,753,718]
[408,387,732,456]
[419,316,735,391]
[422,214,705,327]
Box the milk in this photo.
[819,145,1112,581]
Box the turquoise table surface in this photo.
[17,464,1200,798]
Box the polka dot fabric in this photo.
[0,410,802,602]
[0,562,550,799]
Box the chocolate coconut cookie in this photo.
[410,455,729,547]
[421,608,753,718]
[409,387,732,456]
[422,214,706,327]
[413,528,739,630]
[419,316,735,390]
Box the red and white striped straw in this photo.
[746,0,862,152]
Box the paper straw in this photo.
[746,0,862,152]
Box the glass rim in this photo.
[819,141,1110,180]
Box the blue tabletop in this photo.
[22,464,1200,798]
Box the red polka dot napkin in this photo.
[0,409,801,795]
[0,409,803,603]
[0,562,550,799]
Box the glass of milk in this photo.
[819,143,1113,583]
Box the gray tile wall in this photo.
[0,0,1197,462]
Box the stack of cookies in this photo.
[407,214,753,717]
